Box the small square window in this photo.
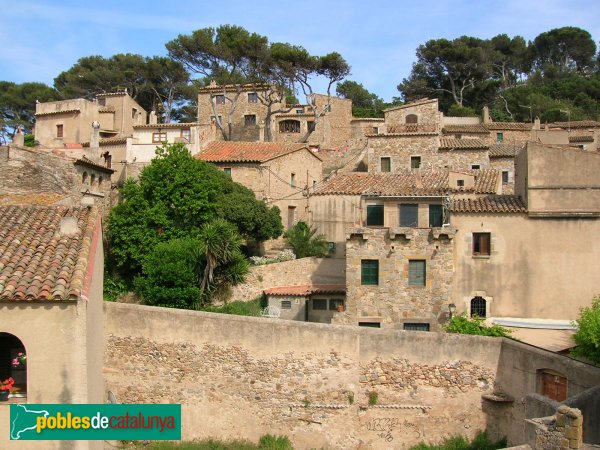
[380,157,391,172]
[361,260,379,285]
[457,179,465,187]
[323,104,331,113]
[329,299,345,311]
[223,168,232,177]
[471,164,480,170]
[502,171,509,184]
[496,132,504,142]
[214,95,226,105]
[403,323,430,331]
[313,299,327,310]
[408,260,426,286]
[372,126,379,134]
[56,124,64,138]
[152,132,167,143]
[400,204,418,227]
[248,92,258,103]
[296,109,304,114]
[181,129,191,143]
[366,205,384,226]
[359,322,380,328]
[281,300,292,309]
[244,114,256,126]
[455,134,462,139]
[307,121,316,132]
[411,156,421,169]
[473,233,491,256]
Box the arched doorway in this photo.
[470,296,487,318]
[0,332,27,398]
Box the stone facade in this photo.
[527,406,583,450]
[490,156,515,194]
[384,98,442,130]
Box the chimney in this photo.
[482,106,491,124]
[60,215,79,236]
[533,117,541,130]
[12,126,24,147]
[149,111,158,125]
[259,120,265,142]
[88,121,101,162]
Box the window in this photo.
[103,152,112,169]
[471,164,480,170]
[279,120,300,133]
[366,205,384,226]
[473,232,491,256]
[380,157,391,172]
[400,204,418,227]
[361,259,379,285]
[470,296,487,318]
[281,300,292,309]
[0,332,27,399]
[90,174,96,187]
[214,95,226,105]
[496,132,504,142]
[313,180,317,190]
[455,134,462,139]
[538,370,568,402]
[98,176,103,187]
[82,171,88,184]
[313,299,327,310]
[223,168,232,177]
[372,126,379,134]
[244,114,256,126]
[429,204,443,227]
[287,206,296,229]
[290,173,296,188]
[152,132,167,143]
[403,323,430,331]
[248,92,258,103]
[131,108,137,119]
[457,179,465,187]
[408,260,426,286]
[502,171,509,184]
[210,115,222,124]
[410,156,421,169]
[329,299,345,311]
[181,129,191,143]
[56,124,63,138]
[296,109,304,114]
[359,322,380,328]
[405,114,418,124]
[327,242,336,255]
[323,104,331,113]
[307,121,315,132]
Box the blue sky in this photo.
[1,0,598,102]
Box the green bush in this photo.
[103,275,131,302]
[283,222,328,258]
[445,314,512,338]
[368,391,378,406]
[410,431,506,450]
[202,297,266,316]
[127,434,293,449]
[571,296,600,366]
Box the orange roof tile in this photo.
[197,141,319,163]
[550,120,600,129]
[451,196,526,213]
[489,143,523,158]
[569,135,594,143]
[442,124,490,134]
[485,122,532,131]
[264,284,346,297]
[439,138,488,149]
[0,206,99,301]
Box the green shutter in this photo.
[408,260,426,286]
[380,157,391,172]
[361,260,379,285]
[429,204,443,227]
[366,205,384,226]
[400,204,418,227]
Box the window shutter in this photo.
[429,205,443,227]
[400,204,418,227]
[366,205,384,226]
[408,260,426,286]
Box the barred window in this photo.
[279,120,300,133]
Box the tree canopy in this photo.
[107,142,282,278]
[336,80,390,117]
[571,296,600,366]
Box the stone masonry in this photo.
[529,406,584,450]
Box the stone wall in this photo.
[342,227,454,329]
[525,406,583,450]
[490,157,515,194]
[384,99,441,128]
[230,257,345,302]
[483,129,531,147]
[367,134,440,171]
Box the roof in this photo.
[35,109,81,117]
[451,196,526,213]
[74,157,115,174]
[439,138,488,149]
[504,327,575,352]
[197,83,272,94]
[95,91,128,97]
[569,135,594,143]
[0,206,99,301]
[485,122,532,131]
[489,143,522,158]
[98,108,115,113]
[442,124,489,134]
[350,118,385,122]
[0,193,68,206]
[314,169,500,196]
[383,98,438,113]
[133,122,198,129]
[81,137,127,147]
[264,284,346,297]
[550,120,600,129]
[197,141,320,163]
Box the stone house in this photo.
[263,284,346,323]
[34,91,147,148]
[196,141,323,230]
[0,205,104,450]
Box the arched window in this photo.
[98,176,103,188]
[470,296,486,318]
[90,174,96,187]
[82,171,88,184]
[405,114,418,124]
[279,120,301,133]
[0,332,27,400]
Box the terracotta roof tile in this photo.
[451,196,526,213]
[0,206,98,301]
[0,194,68,206]
[264,284,346,296]
[442,124,490,134]
[569,135,594,143]
[133,122,198,129]
[35,109,81,117]
[81,137,127,147]
[74,157,115,174]
[197,141,319,163]
[485,122,532,131]
[489,143,523,158]
[315,169,499,196]
[439,138,488,149]
[550,120,600,129]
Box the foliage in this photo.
[336,80,388,117]
[107,143,282,279]
[201,297,266,317]
[368,391,378,406]
[249,249,296,266]
[570,296,600,366]
[531,27,597,74]
[410,431,506,450]
[447,104,478,117]
[23,134,35,147]
[11,353,26,368]
[103,275,131,302]
[444,314,512,338]
[283,222,329,259]
[126,434,293,449]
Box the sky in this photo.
[1,0,599,102]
